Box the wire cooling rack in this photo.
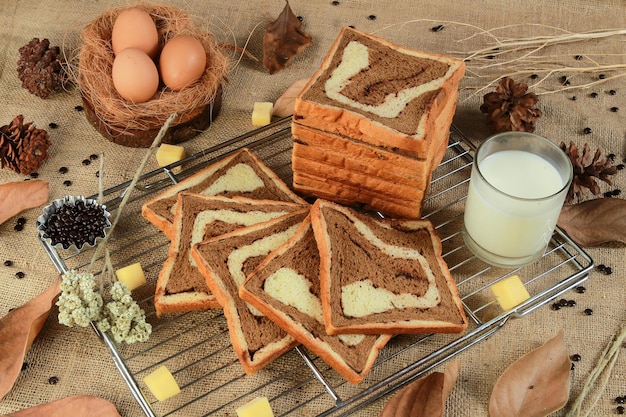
[40,117,594,416]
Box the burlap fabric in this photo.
[0,0,624,415]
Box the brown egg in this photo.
[112,48,159,103]
[159,35,207,91]
[111,7,159,58]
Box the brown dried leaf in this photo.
[0,278,61,401]
[1,395,121,416]
[0,180,48,225]
[489,330,570,417]
[273,78,310,117]
[557,198,626,246]
[380,361,460,417]
[263,1,313,74]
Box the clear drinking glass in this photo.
[462,131,573,268]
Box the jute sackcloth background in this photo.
[0,0,624,415]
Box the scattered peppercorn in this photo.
[15,271,25,279]
[48,122,58,129]
[611,107,619,112]
[583,127,592,134]
[3,260,13,267]
[48,376,59,385]
[584,308,593,316]
[570,353,581,361]
[431,24,445,32]
[575,286,586,294]
[82,159,91,166]
[59,166,68,174]
[74,105,83,112]
[63,180,72,187]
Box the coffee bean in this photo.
[59,166,68,174]
[584,308,593,316]
[575,286,586,293]
[89,154,98,160]
[74,105,84,112]
[63,180,72,187]
[583,127,592,134]
[611,107,619,112]
[431,24,445,32]
[48,122,58,129]
[48,376,59,385]
[570,353,581,361]
[82,159,91,166]
[3,260,13,267]
[15,271,25,279]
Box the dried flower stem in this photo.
[566,323,626,417]
[87,113,177,274]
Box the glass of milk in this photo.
[462,132,573,268]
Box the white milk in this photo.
[464,150,566,260]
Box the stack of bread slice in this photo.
[291,26,465,218]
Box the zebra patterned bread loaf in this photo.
[142,147,306,238]
[154,193,307,316]
[239,214,392,384]
[310,199,468,335]
[191,209,310,374]
[291,27,464,218]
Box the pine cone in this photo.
[17,38,67,99]
[480,77,542,134]
[0,115,51,175]
[559,141,617,204]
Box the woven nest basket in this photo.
[78,3,228,147]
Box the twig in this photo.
[87,113,177,273]
[565,323,626,417]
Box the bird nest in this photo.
[78,3,228,147]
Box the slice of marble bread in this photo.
[239,214,392,384]
[142,147,306,239]
[191,209,310,375]
[310,199,468,335]
[154,193,307,316]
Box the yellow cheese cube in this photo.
[143,365,180,402]
[490,274,530,311]
[115,262,146,291]
[252,102,273,127]
[236,397,274,417]
[156,143,186,167]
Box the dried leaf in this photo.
[263,1,313,74]
[489,330,571,417]
[0,278,61,401]
[273,78,309,117]
[380,361,460,417]
[0,180,48,225]
[557,198,626,246]
[1,395,121,416]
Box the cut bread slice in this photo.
[239,214,392,384]
[142,147,306,239]
[191,209,310,374]
[154,193,307,316]
[310,199,468,335]
[293,26,465,159]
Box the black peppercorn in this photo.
[89,154,98,160]
[598,264,606,271]
[17,217,26,226]
[611,107,619,112]
[583,127,592,134]
[14,223,23,232]
[551,303,562,311]
[82,159,91,166]
[367,14,376,20]
[618,405,625,414]
[605,266,613,275]
[63,180,72,187]
[575,286,586,293]
[590,92,598,98]
[570,353,581,361]
[584,308,593,316]
[59,166,68,174]
[571,96,577,101]
[617,397,625,405]
[15,271,25,279]
[3,260,13,267]
[48,376,59,385]
[609,89,616,95]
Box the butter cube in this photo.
[490,275,530,311]
[156,143,186,167]
[143,365,180,402]
[252,102,273,127]
[236,397,274,417]
[115,262,146,291]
